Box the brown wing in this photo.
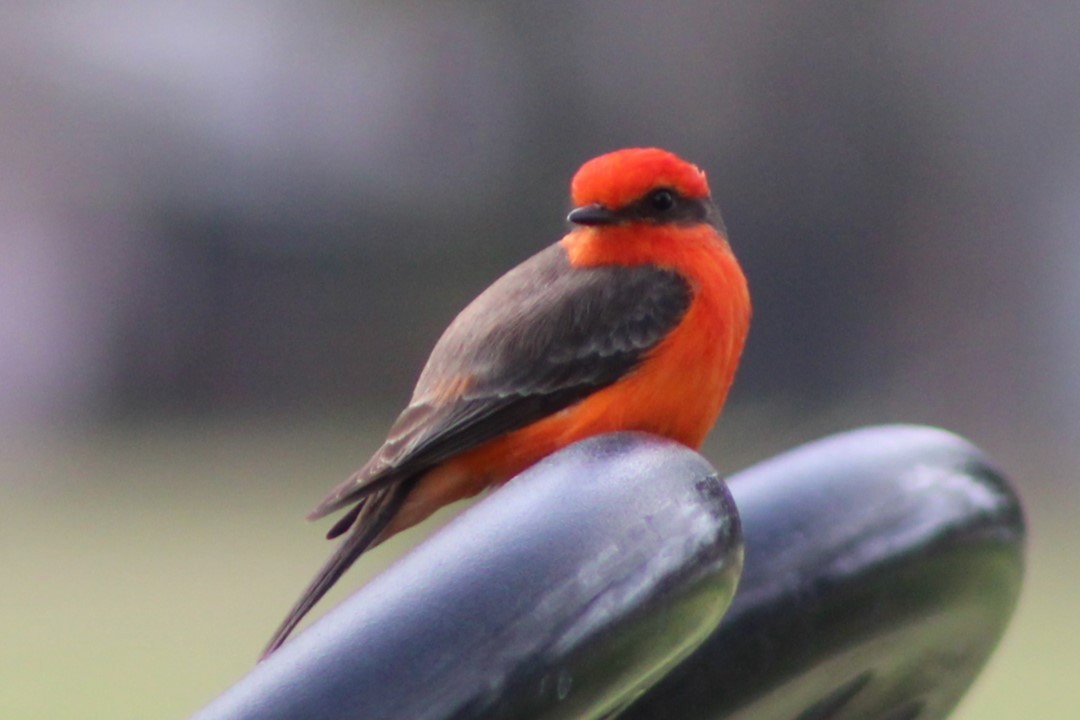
[262,243,693,657]
[309,242,692,522]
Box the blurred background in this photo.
[1,2,1077,717]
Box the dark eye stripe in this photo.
[613,190,720,228]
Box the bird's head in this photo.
[567,148,720,229]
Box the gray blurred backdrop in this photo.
[1,3,1077,719]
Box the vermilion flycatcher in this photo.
[262,148,751,657]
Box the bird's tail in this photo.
[260,481,413,660]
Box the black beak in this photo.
[567,204,619,226]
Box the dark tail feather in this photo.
[260,482,411,660]
[325,502,363,540]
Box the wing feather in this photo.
[308,243,691,520]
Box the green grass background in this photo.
[1,410,1074,719]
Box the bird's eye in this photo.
[649,189,676,212]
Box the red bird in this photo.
[262,148,751,657]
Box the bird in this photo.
[261,147,751,658]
